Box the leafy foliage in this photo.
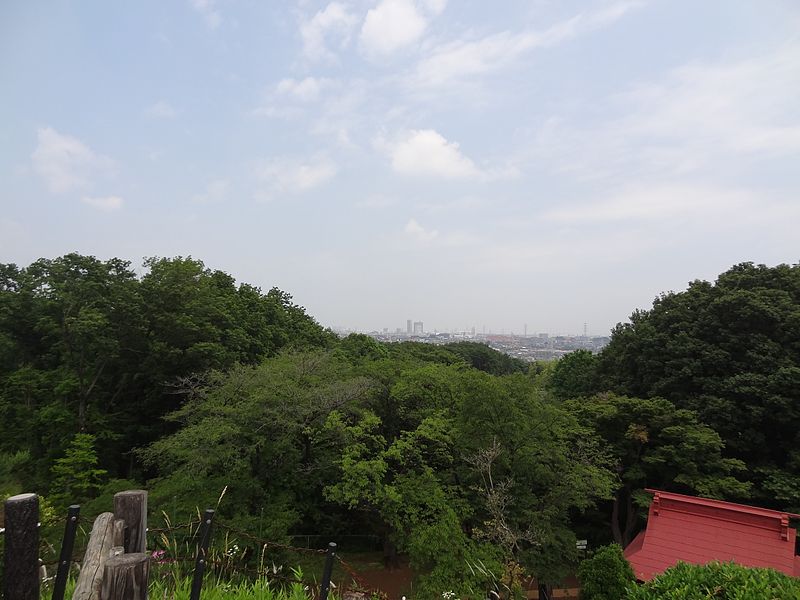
[49,433,107,505]
[5,256,800,599]
[625,561,800,600]
[0,254,333,489]
[549,350,598,400]
[577,544,634,600]
[565,393,750,544]
[596,262,800,511]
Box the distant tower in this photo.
[583,322,588,337]
[407,319,412,333]
[413,321,424,334]
[524,323,528,337]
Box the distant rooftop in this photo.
[624,489,800,581]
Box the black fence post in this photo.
[3,493,39,600]
[320,541,337,600]
[190,509,215,600]
[52,504,80,600]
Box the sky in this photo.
[2,0,799,335]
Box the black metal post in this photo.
[189,509,215,600]
[320,541,337,600]
[3,493,39,600]
[52,505,80,600]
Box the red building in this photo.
[624,489,800,581]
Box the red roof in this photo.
[623,489,800,581]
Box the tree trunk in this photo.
[611,492,623,544]
[537,583,553,600]
[622,490,637,547]
[382,537,399,569]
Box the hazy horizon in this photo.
[3,1,799,335]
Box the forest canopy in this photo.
[1,256,798,595]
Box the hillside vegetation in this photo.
[1,255,798,597]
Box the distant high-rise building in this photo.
[413,321,424,334]
[407,319,412,333]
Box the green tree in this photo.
[577,544,635,600]
[0,253,334,489]
[443,341,529,375]
[596,262,800,510]
[549,350,598,400]
[454,371,616,588]
[50,433,107,504]
[141,351,372,539]
[566,393,750,545]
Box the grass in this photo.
[43,574,318,600]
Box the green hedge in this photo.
[626,561,800,600]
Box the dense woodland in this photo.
[1,255,799,596]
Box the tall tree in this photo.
[566,393,750,545]
[596,262,800,510]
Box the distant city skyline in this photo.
[2,1,798,336]
[333,322,609,338]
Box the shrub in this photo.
[626,561,800,599]
[578,544,635,600]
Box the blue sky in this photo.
[2,0,799,334]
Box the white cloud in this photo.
[356,194,396,209]
[385,129,481,179]
[255,157,337,198]
[81,196,124,211]
[531,42,800,180]
[420,0,447,15]
[412,1,642,86]
[544,184,755,223]
[145,100,178,118]
[192,179,229,203]
[300,2,358,61]
[360,0,427,56]
[404,218,438,241]
[189,0,221,29]
[276,77,329,102]
[615,43,800,157]
[31,127,114,193]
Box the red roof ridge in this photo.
[644,488,800,520]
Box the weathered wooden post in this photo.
[73,512,118,600]
[53,504,81,600]
[113,490,147,553]
[320,541,337,600]
[112,518,125,547]
[100,553,149,600]
[189,508,215,600]
[3,493,39,600]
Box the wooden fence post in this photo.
[113,490,147,553]
[73,512,117,600]
[320,541,337,600]
[112,519,125,547]
[189,509,215,600]
[3,493,39,600]
[100,553,149,600]
[52,504,80,600]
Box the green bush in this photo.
[578,544,635,600]
[626,561,800,599]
